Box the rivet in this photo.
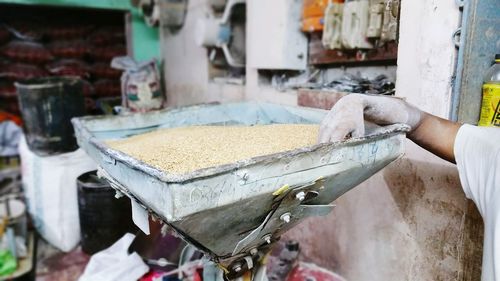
[262,234,272,244]
[296,191,306,201]
[233,263,242,272]
[115,191,124,199]
[280,213,291,223]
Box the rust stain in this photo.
[282,158,481,281]
[383,159,425,224]
[383,158,481,280]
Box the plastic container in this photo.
[478,54,500,127]
[15,77,85,156]
[77,171,136,255]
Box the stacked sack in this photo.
[0,21,126,116]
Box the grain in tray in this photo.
[108,124,319,174]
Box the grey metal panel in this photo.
[451,0,500,123]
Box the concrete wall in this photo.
[161,1,395,108]
[161,0,483,280]
[161,0,245,106]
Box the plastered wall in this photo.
[161,0,483,280]
[161,0,245,106]
[284,0,483,280]
[161,0,396,108]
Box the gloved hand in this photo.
[318,94,423,143]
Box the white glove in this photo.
[318,94,423,143]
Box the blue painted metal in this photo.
[451,0,500,123]
[450,1,468,121]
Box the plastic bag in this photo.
[111,56,164,112]
[0,63,48,81]
[1,41,54,64]
[5,22,44,41]
[0,250,16,277]
[0,121,21,157]
[48,40,89,59]
[79,234,148,281]
[19,136,96,252]
[46,59,90,78]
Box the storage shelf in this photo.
[308,33,398,66]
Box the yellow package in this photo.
[478,83,500,127]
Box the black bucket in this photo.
[77,171,137,255]
[15,77,85,156]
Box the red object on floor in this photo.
[193,268,203,281]
[287,262,346,281]
[140,271,167,281]
[36,247,90,281]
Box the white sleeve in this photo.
[454,124,500,216]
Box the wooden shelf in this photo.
[308,33,398,66]
[297,88,347,110]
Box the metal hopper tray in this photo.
[72,102,408,275]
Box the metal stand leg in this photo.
[252,264,269,281]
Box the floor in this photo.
[31,237,345,281]
[35,239,89,281]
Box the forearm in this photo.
[407,112,462,163]
[356,94,461,163]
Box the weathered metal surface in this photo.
[451,0,500,123]
[72,102,408,271]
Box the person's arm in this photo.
[318,94,462,163]
[407,112,462,163]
